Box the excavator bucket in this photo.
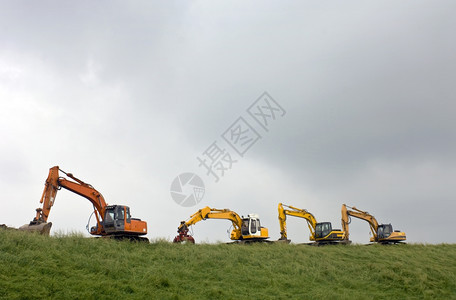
[173,235,195,243]
[276,238,291,244]
[19,222,52,235]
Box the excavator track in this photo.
[227,239,272,244]
[99,235,150,243]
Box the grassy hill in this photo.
[1,230,455,299]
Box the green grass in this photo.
[1,230,455,299]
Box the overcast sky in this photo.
[1,1,455,244]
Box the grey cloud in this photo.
[0,1,455,243]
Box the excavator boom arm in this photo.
[178,206,243,233]
[278,203,317,240]
[56,178,107,219]
[341,204,379,241]
[34,166,107,224]
[34,166,60,223]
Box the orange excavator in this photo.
[20,166,148,241]
[341,204,406,244]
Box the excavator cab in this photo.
[91,205,147,238]
[238,214,269,240]
[241,215,260,236]
[377,224,393,239]
[376,223,406,243]
[314,222,345,242]
[90,205,128,235]
[103,205,126,234]
[315,222,332,239]
[371,224,406,244]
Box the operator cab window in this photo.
[321,223,330,237]
[383,225,392,238]
[126,207,131,223]
[250,219,257,234]
[378,226,384,238]
[242,219,249,235]
[115,206,125,221]
[105,211,115,223]
[104,209,116,228]
[315,224,322,238]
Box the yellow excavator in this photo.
[19,166,148,241]
[173,206,269,243]
[341,204,406,244]
[278,203,348,244]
